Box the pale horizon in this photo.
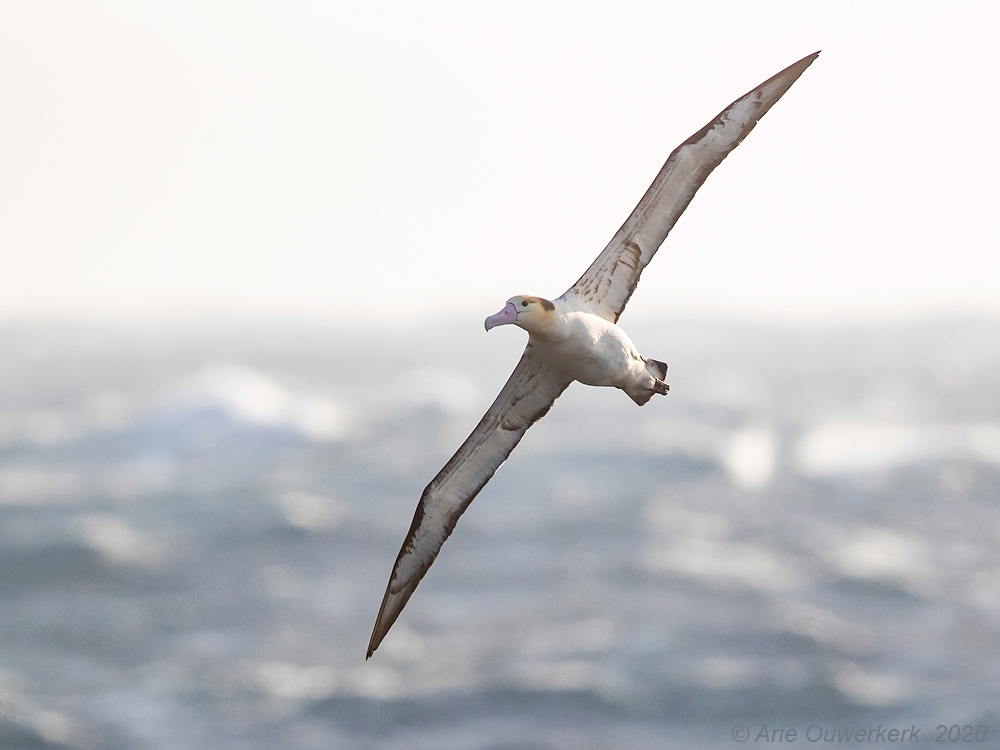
[2,2,997,325]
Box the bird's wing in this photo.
[367,349,572,658]
[559,51,819,323]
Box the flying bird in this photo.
[368,52,819,659]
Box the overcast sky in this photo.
[1,2,997,324]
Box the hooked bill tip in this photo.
[484,301,517,331]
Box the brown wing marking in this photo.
[367,351,572,658]
[560,52,819,323]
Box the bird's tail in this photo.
[646,358,668,382]
[628,359,670,405]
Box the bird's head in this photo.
[484,295,556,334]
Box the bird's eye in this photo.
[521,301,528,308]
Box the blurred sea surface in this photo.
[0,316,998,749]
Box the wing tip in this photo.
[367,616,382,658]
[366,617,387,660]
[761,50,821,98]
[725,50,820,144]
[796,50,821,72]
[367,567,424,660]
[366,580,399,660]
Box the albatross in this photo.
[368,51,819,658]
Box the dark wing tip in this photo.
[366,615,382,660]
[759,50,821,99]
[780,51,821,85]
[715,50,820,153]
[366,576,406,659]
[367,556,426,659]
[365,590,390,661]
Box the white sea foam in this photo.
[256,661,338,701]
[389,366,479,415]
[828,526,937,595]
[0,466,83,505]
[831,662,916,707]
[273,490,349,532]
[641,502,807,592]
[78,514,166,567]
[722,427,778,488]
[796,421,1000,476]
[166,364,350,440]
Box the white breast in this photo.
[532,310,644,388]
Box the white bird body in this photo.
[520,301,666,403]
[367,52,819,659]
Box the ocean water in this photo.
[0,317,998,749]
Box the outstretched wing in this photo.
[367,349,572,658]
[560,51,819,323]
